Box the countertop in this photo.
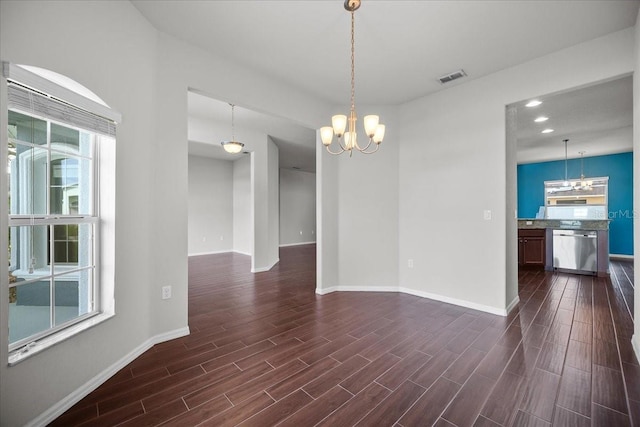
[517,219,610,231]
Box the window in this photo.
[4,63,120,363]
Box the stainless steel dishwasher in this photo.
[552,229,598,275]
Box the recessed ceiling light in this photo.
[526,100,542,107]
[541,128,554,134]
[534,116,549,122]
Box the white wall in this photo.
[250,136,280,272]
[339,106,400,288]
[188,155,234,255]
[633,9,640,360]
[505,105,519,308]
[316,130,340,292]
[233,155,252,256]
[317,105,400,292]
[280,168,316,246]
[397,29,635,314]
[0,1,331,425]
[267,138,280,263]
[1,2,161,426]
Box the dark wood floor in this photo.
[52,245,638,426]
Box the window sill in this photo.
[8,311,114,366]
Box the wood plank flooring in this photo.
[51,246,638,426]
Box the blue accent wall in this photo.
[518,152,634,256]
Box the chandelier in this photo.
[320,0,385,156]
[221,103,244,154]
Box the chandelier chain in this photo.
[230,103,235,141]
[350,10,355,113]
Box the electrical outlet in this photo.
[408,259,414,268]
[162,286,172,300]
[220,235,224,241]
[299,230,303,235]
[202,236,206,242]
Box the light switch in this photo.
[483,210,492,220]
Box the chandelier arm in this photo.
[355,137,373,152]
[360,143,380,155]
[325,145,345,155]
[336,136,350,152]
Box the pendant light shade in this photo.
[221,140,244,154]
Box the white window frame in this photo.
[3,62,120,365]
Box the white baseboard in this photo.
[399,287,512,316]
[610,254,634,260]
[188,250,253,257]
[188,249,234,257]
[316,285,398,295]
[316,285,512,316]
[26,326,190,427]
[252,258,280,273]
[315,285,335,295]
[279,241,316,248]
[633,335,640,365]
[506,296,520,315]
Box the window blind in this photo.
[7,83,116,137]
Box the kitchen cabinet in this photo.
[518,229,545,268]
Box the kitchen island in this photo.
[517,219,610,276]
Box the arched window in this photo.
[4,63,120,364]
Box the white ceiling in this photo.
[133,1,638,169]
[516,75,633,164]
[133,0,637,105]
[187,91,317,172]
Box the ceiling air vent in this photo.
[438,69,467,84]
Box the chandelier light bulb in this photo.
[332,115,347,137]
[363,115,379,137]
[320,127,334,146]
[373,124,385,144]
[344,131,357,150]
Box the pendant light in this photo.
[561,139,592,191]
[320,0,386,156]
[562,139,570,187]
[221,103,244,154]
[578,151,592,190]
